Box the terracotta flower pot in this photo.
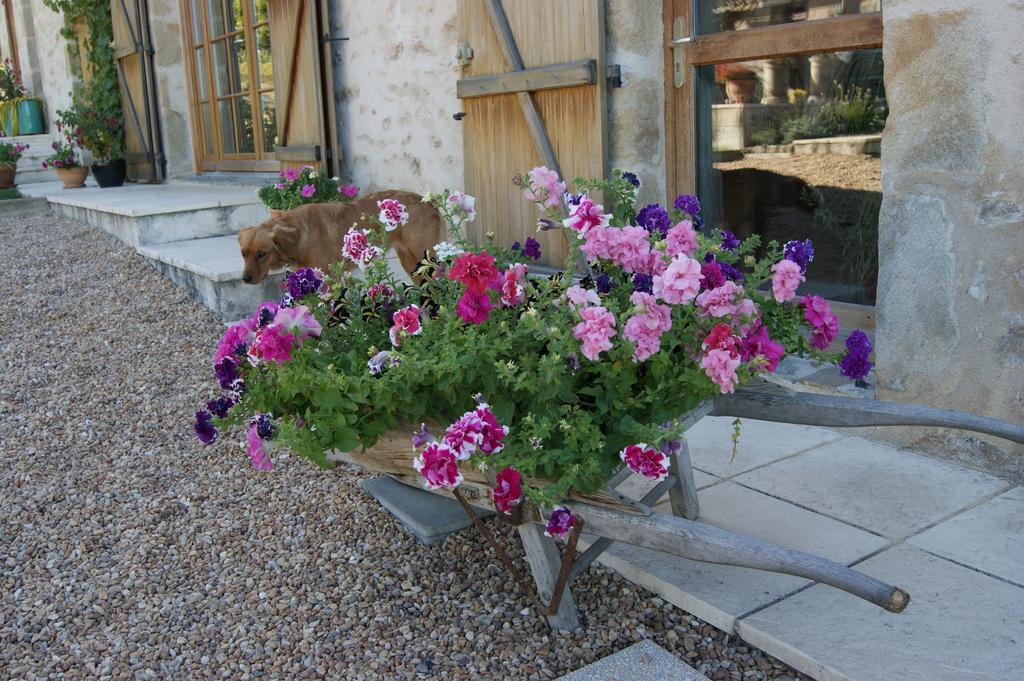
[56,166,88,189]
[0,163,15,189]
[725,77,758,104]
[268,208,286,219]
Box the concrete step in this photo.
[361,476,494,545]
[138,234,284,321]
[19,180,269,246]
[556,640,710,681]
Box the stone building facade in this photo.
[2,0,1020,476]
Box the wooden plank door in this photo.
[268,0,327,171]
[458,0,608,268]
[110,0,164,182]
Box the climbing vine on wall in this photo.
[42,0,123,131]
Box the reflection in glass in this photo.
[253,26,273,90]
[211,35,248,97]
[218,99,238,154]
[695,48,886,304]
[194,46,209,100]
[237,96,256,153]
[201,102,215,155]
[189,0,204,44]
[260,91,277,153]
[207,0,242,37]
[698,0,881,36]
[252,0,269,24]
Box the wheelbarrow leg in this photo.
[517,523,580,630]
[668,438,701,520]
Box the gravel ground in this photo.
[0,212,808,680]
[715,153,881,193]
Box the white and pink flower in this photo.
[389,305,422,347]
[377,198,409,231]
[413,442,463,490]
[446,190,476,222]
[563,196,610,236]
[500,264,528,307]
[342,228,382,268]
[620,443,669,481]
[653,254,703,304]
[492,467,524,513]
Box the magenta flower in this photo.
[500,264,528,307]
[339,183,359,198]
[449,250,500,294]
[456,289,494,325]
[281,167,299,182]
[562,196,610,236]
[215,319,256,365]
[341,228,381,268]
[653,254,703,304]
[443,411,485,460]
[389,305,422,346]
[492,467,524,513]
[771,259,804,303]
[740,323,785,373]
[573,305,617,361]
[300,184,315,198]
[377,198,409,231]
[273,305,322,342]
[620,443,669,481]
[246,424,273,471]
[802,295,839,350]
[545,505,576,539]
[473,403,508,454]
[249,325,295,365]
[413,442,463,490]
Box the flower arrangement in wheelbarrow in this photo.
[257,164,360,212]
[194,168,872,538]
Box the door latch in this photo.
[670,17,691,88]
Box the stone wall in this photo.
[876,0,1024,480]
[14,2,74,132]
[148,0,195,179]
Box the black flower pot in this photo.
[91,159,127,188]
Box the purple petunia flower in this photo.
[215,356,240,390]
[720,230,740,251]
[257,307,275,328]
[839,330,873,381]
[194,410,218,445]
[250,413,276,440]
[545,505,576,539]
[784,239,815,274]
[719,261,744,282]
[632,273,653,294]
[229,378,246,396]
[673,194,701,216]
[692,214,705,231]
[567,353,580,373]
[286,267,326,300]
[595,273,616,294]
[562,192,584,207]
[207,395,236,419]
[367,350,394,376]
[621,171,640,188]
[411,423,434,449]
[511,241,521,252]
[636,204,671,235]
[700,260,726,290]
[523,237,542,260]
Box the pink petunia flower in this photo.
[622,292,672,362]
[564,284,600,312]
[377,198,409,231]
[413,442,463,490]
[341,228,381,268]
[473,403,508,454]
[443,411,485,460]
[653,254,703,304]
[446,190,477,222]
[563,196,610,236]
[801,295,839,350]
[338,183,359,198]
[389,305,422,346]
[456,289,494,324]
[695,281,748,319]
[524,166,567,210]
[620,443,669,481]
[300,184,315,198]
[215,319,256,365]
[771,259,804,303]
[740,322,785,372]
[701,347,741,394]
[281,167,299,182]
[273,305,322,341]
[665,220,698,258]
[492,467,523,513]
[573,305,617,361]
[248,324,295,365]
[500,264,528,307]
[703,322,739,356]
[246,424,273,471]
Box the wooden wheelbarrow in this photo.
[329,380,1024,630]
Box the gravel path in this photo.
[0,212,807,680]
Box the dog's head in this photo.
[237,217,300,284]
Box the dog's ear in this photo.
[237,226,256,247]
[269,217,301,259]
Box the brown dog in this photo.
[237,190,443,284]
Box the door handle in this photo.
[671,17,691,88]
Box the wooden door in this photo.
[267,0,328,171]
[458,0,608,268]
[111,0,164,181]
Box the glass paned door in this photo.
[668,1,884,306]
[185,0,279,171]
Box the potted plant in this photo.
[192,168,870,526]
[0,135,29,188]
[716,62,759,104]
[57,102,125,187]
[42,139,87,188]
[0,59,44,136]
[257,165,359,217]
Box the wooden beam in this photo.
[457,59,596,99]
[277,0,307,147]
[274,144,321,162]
[686,13,883,66]
[565,502,909,613]
[518,523,580,630]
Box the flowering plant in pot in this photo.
[43,111,87,188]
[0,136,28,189]
[193,168,870,534]
[257,165,359,216]
[57,103,125,187]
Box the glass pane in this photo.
[218,98,239,154]
[211,36,248,97]
[252,0,269,24]
[201,102,215,155]
[189,0,204,44]
[695,48,886,304]
[253,25,273,90]
[207,0,242,37]
[238,96,256,153]
[194,46,209,100]
[260,91,277,153]
[698,0,882,35]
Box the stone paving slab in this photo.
[734,436,1009,539]
[737,544,1024,681]
[19,180,263,215]
[684,416,844,478]
[362,476,492,545]
[908,486,1024,586]
[556,640,710,681]
[578,482,889,632]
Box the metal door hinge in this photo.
[455,43,474,67]
[606,64,622,88]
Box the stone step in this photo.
[556,640,710,681]
[138,234,284,321]
[361,476,494,545]
[18,180,269,246]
